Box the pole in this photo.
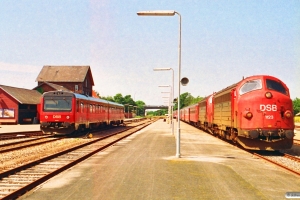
[175,11,181,158]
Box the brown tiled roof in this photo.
[35,66,94,85]
[0,85,41,104]
[33,82,71,91]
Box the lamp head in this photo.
[180,77,189,86]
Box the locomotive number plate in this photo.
[265,115,274,119]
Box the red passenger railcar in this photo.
[181,75,294,150]
[40,91,124,135]
[198,95,214,132]
[184,103,199,125]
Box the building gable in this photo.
[35,65,94,96]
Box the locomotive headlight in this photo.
[243,111,253,119]
[265,92,273,99]
[66,116,70,119]
[45,115,48,119]
[284,110,292,118]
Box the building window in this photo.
[75,85,78,91]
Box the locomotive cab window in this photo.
[239,79,262,95]
[266,79,288,95]
[44,97,72,111]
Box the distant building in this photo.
[35,65,94,95]
[0,85,41,124]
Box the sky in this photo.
[0,0,299,106]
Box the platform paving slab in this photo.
[14,120,300,200]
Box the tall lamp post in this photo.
[138,10,182,158]
[161,91,173,132]
[155,67,174,134]
[159,85,171,120]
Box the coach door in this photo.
[231,89,237,127]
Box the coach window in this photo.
[266,79,288,95]
[239,79,262,95]
[77,101,80,112]
[81,103,84,113]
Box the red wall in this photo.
[0,89,19,124]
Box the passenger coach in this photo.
[40,91,124,135]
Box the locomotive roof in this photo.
[74,93,124,107]
[43,91,123,107]
[214,82,239,96]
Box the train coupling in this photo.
[278,129,294,139]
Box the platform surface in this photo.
[0,124,40,133]
[17,120,300,200]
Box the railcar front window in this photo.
[44,97,72,111]
[266,79,288,95]
[239,79,262,95]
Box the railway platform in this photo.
[17,120,300,200]
[0,124,40,133]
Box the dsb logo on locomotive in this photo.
[259,104,277,112]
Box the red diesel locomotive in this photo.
[40,91,124,135]
[179,75,294,150]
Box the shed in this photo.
[35,65,94,96]
[0,85,42,124]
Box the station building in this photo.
[0,85,41,124]
[35,65,94,95]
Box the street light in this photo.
[138,10,182,158]
[162,92,172,129]
[154,68,174,135]
[159,86,171,124]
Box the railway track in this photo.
[0,120,152,199]
[0,136,61,153]
[253,151,300,176]
[183,121,300,177]
[0,131,44,140]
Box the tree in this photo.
[136,100,146,116]
[113,93,125,104]
[173,92,204,110]
[192,96,204,104]
[147,109,168,116]
[124,95,135,106]
[293,98,300,115]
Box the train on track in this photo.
[40,91,124,135]
[175,75,294,150]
